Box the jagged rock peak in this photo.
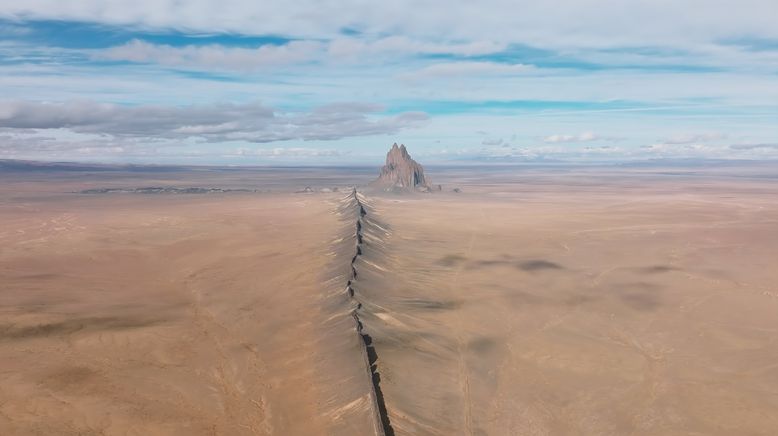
[372,143,431,192]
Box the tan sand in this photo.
[1,164,777,435]
[0,172,378,435]
[357,167,778,435]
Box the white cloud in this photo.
[100,39,324,70]
[582,145,619,153]
[662,132,728,144]
[638,141,734,158]
[542,132,614,143]
[232,147,342,157]
[0,23,31,36]
[543,134,577,143]
[630,133,752,159]
[97,37,507,71]
[729,143,778,150]
[0,99,429,144]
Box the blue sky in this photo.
[0,1,777,164]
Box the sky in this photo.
[0,1,777,164]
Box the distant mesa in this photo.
[371,143,432,192]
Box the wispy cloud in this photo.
[232,147,343,157]
[542,132,618,143]
[401,62,535,81]
[328,36,505,58]
[481,137,503,146]
[97,37,507,71]
[661,132,728,144]
[638,142,731,157]
[99,39,323,71]
[729,143,778,150]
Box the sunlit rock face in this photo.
[372,143,431,192]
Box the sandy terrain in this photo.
[0,169,379,435]
[359,166,778,435]
[1,162,778,435]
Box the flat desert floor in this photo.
[1,162,777,435]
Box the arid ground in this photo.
[1,162,777,435]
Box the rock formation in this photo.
[371,143,431,192]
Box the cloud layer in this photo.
[0,2,776,162]
[3,1,778,49]
[0,100,428,143]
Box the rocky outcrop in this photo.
[371,143,430,192]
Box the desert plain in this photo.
[1,161,778,435]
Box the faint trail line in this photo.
[184,281,267,433]
[448,205,485,436]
